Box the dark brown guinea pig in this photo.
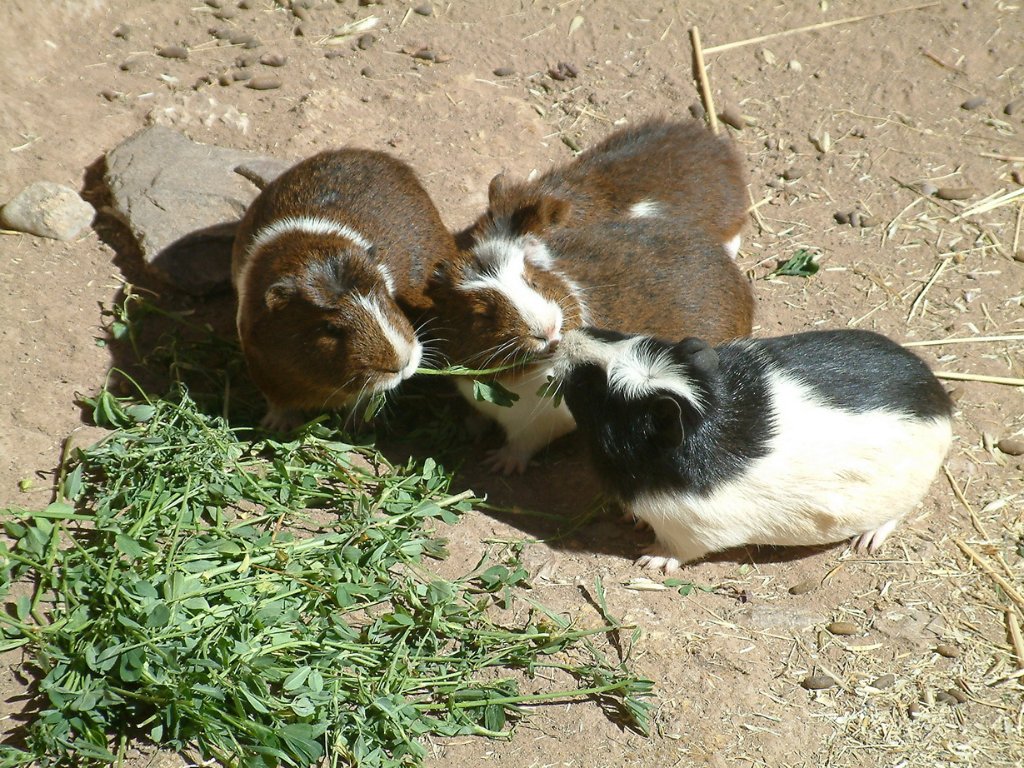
[232,149,458,430]
[426,214,754,474]
[467,117,748,259]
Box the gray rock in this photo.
[1,182,94,241]
[739,604,828,633]
[105,126,283,295]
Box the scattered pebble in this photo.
[859,215,875,228]
[245,76,281,90]
[230,33,260,49]
[204,0,222,7]
[765,136,779,150]
[718,106,746,130]
[788,59,802,72]
[113,23,130,39]
[260,52,287,67]
[828,621,859,636]
[935,187,973,201]
[908,701,923,719]
[213,7,238,20]
[325,49,345,59]
[100,87,119,101]
[936,643,961,658]
[218,73,233,86]
[869,673,896,689]
[232,69,253,81]
[801,674,836,691]
[358,34,376,50]
[292,6,310,21]
[788,578,818,595]
[412,49,437,61]
[238,0,254,8]
[834,211,850,225]
[0,181,95,241]
[960,96,986,110]
[493,65,515,77]
[997,437,1024,456]
[919,182,938,196]
[935,690,957,705]
[360,66,374,77]
[849,211,863,228]
[210,26,233,40]
[946,688,967,704]
[688,102,706,120]
[1012,170,1024,186]
[1005,98,1024,116]
[782,167,804,181]
[236,53,257,67]
[157,45,189,60]
[549,61,579,81]
[414,3,433,15]
[850,126,867,138]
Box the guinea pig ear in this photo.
[265,276,297,310]
[674,337,719,375]
[488,171,511,203]
[651,395,685,447]
[510,195,570,235]
[538,195,570,228]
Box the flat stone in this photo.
[1,182,94,241]
[104,125,282,295]
[739,604,828,632]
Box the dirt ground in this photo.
[2,0,1023,766]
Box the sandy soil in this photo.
[2,1,1023,766]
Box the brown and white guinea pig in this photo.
[427,215,754,474]
[232,149,458,430]
[466,117,748,259]
[552,327,954,572]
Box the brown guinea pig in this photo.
[426,215,754,474]
[232,149,458,430]
[467,116,748,259]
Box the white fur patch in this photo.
[629,199,663,218]
[353,294,420,386]
[249,215,371,254]
[629,370,953,564]
[555,330,705,411]
[724,233,742,260]
[461,237,563,343]
[377,263,396,295]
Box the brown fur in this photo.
[467,117,748,246]
[232,149,458,424]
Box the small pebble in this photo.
[213,7,238,20]
[433,53,452,63]
[548,61,579,81]
[688,102,706,120]
[936,643,961,658]
[718,106,746,130]
[204,0,223,7]
[996,437,1024,456]
[801,674,836,691]
[260,52,287,67]
[113,23,130,39]
[789,578,818,595]
[960,96,986,111]
[936,187,973,201]
[833,211,850,225]
[232,69,252,81]
[218,73,233,86]
[246,76,281,90]
[412,49,437,61]
[210,26,233,40]
[908,701,923,719]
[325,49,345,59]
[765,136,779,150]
[414,3,433,15]
[782,167,804,181]
[292,6,310,21]
[101,87,120,101]
[849,211,863,228]
[1012,170,1024,186]
[850,126,867,138]
[360,66,374,77]
[157,45,189,60]
[1005,98,1024,116]
[870,673,896,689]
[946,688,967,704]
[1014,250,1024,264]
[827,621,859,636]
[235,53,256,67]
[358,0,376,4]
[919,182,938,196]
[238,0,254,8]
[0,181,95,241]
[859,215,875,228]
[788,59,802,72]
[358,34,376,50]
[230,33,260,48]
[493,65,515,77]
[935,691,957,706]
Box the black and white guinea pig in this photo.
[232,149,458,430]
[427,216,754,474]
[553,327,954,571]
[467,116,748,259]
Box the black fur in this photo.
[559,328,952,504]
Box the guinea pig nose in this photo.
[546,337,560,353]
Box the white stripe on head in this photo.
[353,294,419,380]
[629,199,663,218]
[724,233,741,260]
[377,263,396,295]
[250,215,372,255]
[557,330,705,412]
[460,237,563,342]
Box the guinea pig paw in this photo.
[483,446,530,476]
[851,518,900,554]
[260,407,304,433]
[635,551,682,574]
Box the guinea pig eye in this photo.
[320,323,347,339]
